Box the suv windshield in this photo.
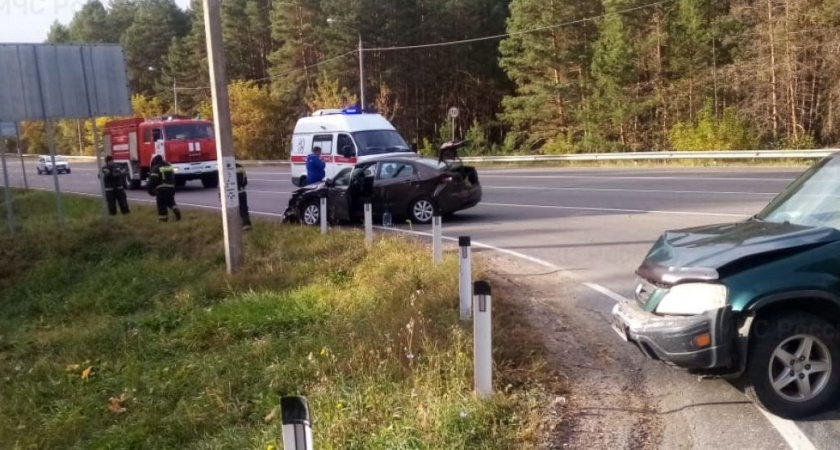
[757,157,840,228]
[165,124,214,141]
[352,130,411,157]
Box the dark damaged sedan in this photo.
[282,143,481,225]
[613,155,840,418]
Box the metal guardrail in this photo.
[459,149,838,163]
[18,149,839,165]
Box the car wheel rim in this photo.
[413,200,434,222]
[769,334,832,402]
[303,204,319,225]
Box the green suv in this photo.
[613,156,840,418]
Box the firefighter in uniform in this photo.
[147,155,181,222]
[100,155,130,215]
[236,163,252,230]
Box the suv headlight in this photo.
[655,283,727,316]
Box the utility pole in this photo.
[76,119,84,155]
[202,0,243,274]
[358,35,365,110]
[173,79,179,115]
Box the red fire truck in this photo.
[103,115,219,189]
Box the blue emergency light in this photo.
[341,107,362,115]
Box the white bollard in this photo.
[364,201,373,247]
[473,281,492,398]
[319,196,327,235]
[281,396,314,450]
[432,214,442,264]
[459,236,472,322]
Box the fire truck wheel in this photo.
[201,174,219,189]
[175,178,187,188]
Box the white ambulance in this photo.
[290,107,416,186]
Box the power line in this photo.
[253,49,358,83]
[363,0,674,53]
[172,49,358,91]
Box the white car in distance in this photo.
[36,155,71,175]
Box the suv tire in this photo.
[746,313,840,419]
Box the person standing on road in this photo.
[236,163,252,231]
[306,146,326,185]
[147,155,181,222]
[100,155,130,216]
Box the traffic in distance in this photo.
[614,154,840,419]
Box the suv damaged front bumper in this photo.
[612,300,736,370]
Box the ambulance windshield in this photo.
[165,124,214,141]
[352,130,411,156]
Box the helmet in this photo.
[151,155,164,166]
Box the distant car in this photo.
[613,154,840,419]
[282,141,481,225]
[36,155,70,175]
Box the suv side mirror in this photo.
[410,143,418,153]
[324,178,334,187]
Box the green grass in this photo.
[0,190,548,449]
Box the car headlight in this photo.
[655,283,727,316]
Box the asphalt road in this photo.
[5,160,839,449]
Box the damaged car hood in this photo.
[638,221,840,283]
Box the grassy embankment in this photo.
[0,190,550,449]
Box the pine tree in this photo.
[589,0,635,149]
[122,0,189,95]
[500,0,597,151]
[68,0,112,43]
[46,22,72,43]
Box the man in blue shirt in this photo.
[306,146,326,185]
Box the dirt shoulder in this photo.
[487,254,663,449]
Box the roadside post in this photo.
[0,135,14,235]
[473,281,492,398]
[281,396,314,450]
[432,213,443,264]
[459,236,472,321]
[203,0,244,274]
[15,123,28,189]
[319,194,327,235]
[364,199,373,246]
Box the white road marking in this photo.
[484,185,778,196]
[481,174,794,182]
[480,202,748,218]
[582,282,631,303]
[249,178,292,182]
[756,409,818,450]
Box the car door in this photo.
[374,161,420,215]
[327,168,353,222]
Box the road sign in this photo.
[448,107,459,118]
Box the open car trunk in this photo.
[439,140,480,186]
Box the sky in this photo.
[0,0,192,43]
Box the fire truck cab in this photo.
[103,116,219,189]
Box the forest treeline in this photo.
[17,0,840,159]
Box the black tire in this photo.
[201,174,219,189]
[745,313,840,419]
[66,168,71,174]
[37,167,42,175]
[175,178,187,188]
[300,201,320,226]
[408,197,437,224]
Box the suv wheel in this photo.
[301,202,320,226]
[746,313,840,419]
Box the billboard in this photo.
[0,44,133,121]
